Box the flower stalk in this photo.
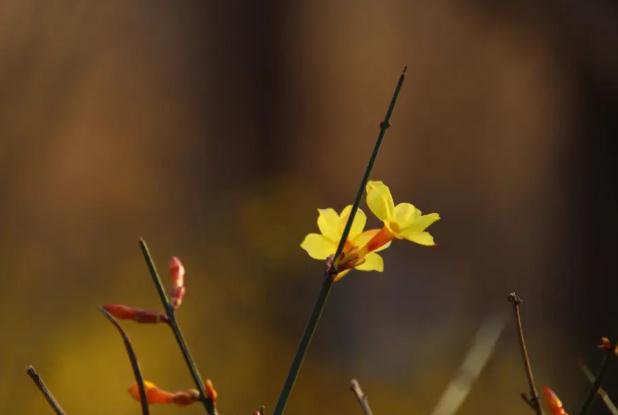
[273,66,407,415]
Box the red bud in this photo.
[169,257,186,310]
[103,304,168,324]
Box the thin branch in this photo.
[273,66,407,415]
[350,379,374,415]
[138,238,217,415]
[507,292,544,415]
[579,346,615,415]
[99,306,149,415]
[26,365,67,415]
[429,315,506,415]
[578,361,618,415]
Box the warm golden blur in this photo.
[2,1,618,414]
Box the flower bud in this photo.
[103,304,168,324]
[598,337,618,356]
[543,386,569,415]
[129,381,173,404]
[169,257,187,310]
[205,379,218,403]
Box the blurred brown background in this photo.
[1,0,617,414]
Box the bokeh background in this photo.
[1,0,618,414]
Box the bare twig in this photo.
[429,315,506,415]
[507,292,544,415]
[26,365,67,415]
[99,306,149,415]
[139,238,218,415]
[350,379,374,415]
[273,66,407,415]
[578,361,618,415]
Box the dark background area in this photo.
[1,0,617,413]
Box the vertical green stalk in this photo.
[139,239,217,415]
[273,67,407,415]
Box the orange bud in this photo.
[103,304,168,324]
[598,337,617,355]
[169,257,186,309]
[543,386,569,415]
[129,381,174,404]
[205,379,218,403]
[171,286,186,309]
[169,257,185,286]
[171,389,200,406]
[129,381,201,406]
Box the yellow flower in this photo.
[300,205,389,280]
[365,180,440,246]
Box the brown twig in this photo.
[507,292,544,415]
[26,365,67,415]
[350,379,374,415]
[99,306,149,415]
[578,360,618,415]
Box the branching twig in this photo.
[273,66,407,415]
[26,365,67,415]
[99,306,149,415]
[139,238,218,415]
[507,292,544,415]
[350,379,374,415]
[578,361,618,415]
[579,344,615,415]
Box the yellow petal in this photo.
[340,205,367,239]
[317,208,341,241]
[401,230,436,246]
[355,252,384,272]
[392,203,421,229]
[414,212,440,231]
[366,180,394,222]
[300,233,337,259]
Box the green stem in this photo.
[579,350,614,415]
[139,239,217,415]
[273,276,333,415]
[273,67,407,415]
